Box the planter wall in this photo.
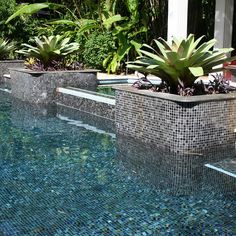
[115,86,236,153]
[0,60,24,83]
[10,68,98,104]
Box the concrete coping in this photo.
[0,60,24,63]
[205,158,236,178]
[114,85,236,103]
[57,87,115,105]
[9,68,100,75]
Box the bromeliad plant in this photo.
[0,38,15,60]
[127,34,236,94]
[17,35,80,71]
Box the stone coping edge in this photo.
[114,85,236,103]
[9,68,100,75]
[205,163,236,178]
[57,87,115,105]
[0,60,24,63]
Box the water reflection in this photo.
[10,97,115,135]
[116,134,236,197]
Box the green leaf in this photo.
[6,3,49,23]
[188,67,204,77]
[49,20,78,26]
[139,50,165,63]
[130,40,142,55]
[103,14,127,30]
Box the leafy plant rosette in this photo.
[16,35,82,71]
[0,38,15,60]
[127,34,236,95]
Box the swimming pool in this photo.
[0,91,235,235]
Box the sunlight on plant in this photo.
[17,35,80,70]
[0,38,15,60]
[127,34,236,94]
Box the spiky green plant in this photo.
[127,34,236,94]
[0,39,15,60]
[17,35,80,68]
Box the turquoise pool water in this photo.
[96,86,115,96]
[0,91,236,235]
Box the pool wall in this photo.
[115,86,236,153]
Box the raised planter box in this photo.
[9,68,99,104]
[0,60,24,82]
[115,86,236,153]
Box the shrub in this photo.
[0,0,16,39]
[0,0,15,23]
[3,2,50,46]
[0,38,15,60]
[83,32,116,70]
[17,35,80,70]
[127,34,236,94]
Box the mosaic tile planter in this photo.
[115,86,236,153]
[10,68,99,104]
[0,60,24,82]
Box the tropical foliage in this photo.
[5,1,158,72]
[0,38,15,60]
[17,35,80,70]
[0,1,41,45]
[83,32,116,70]
[4,0,219,72]
[0,0,16,38]
[127,34,236,94]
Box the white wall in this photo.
[167,0,189,42]
[214,0,234,49]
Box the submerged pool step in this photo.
[56,87,115,120]
[205,158,236,178]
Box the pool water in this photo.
[0,91,236,235]
[96,86,115,96]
